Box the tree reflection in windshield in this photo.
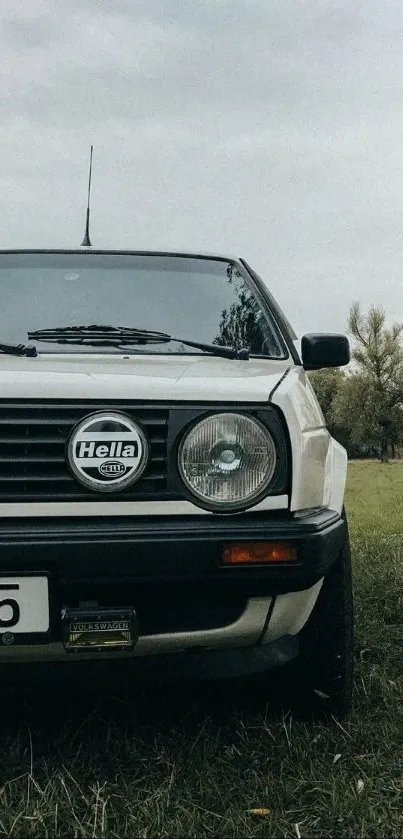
[214,265,282,356]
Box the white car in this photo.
[0,249,352,715]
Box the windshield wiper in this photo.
[27,326,250,360]
[0,342,37,357]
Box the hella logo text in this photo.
[99,461,126,477]
[76,441,139,459]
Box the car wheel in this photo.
[282,517,354,718]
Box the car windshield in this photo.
[0,252,287,358]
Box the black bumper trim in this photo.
[0,508,346,596]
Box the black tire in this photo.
[283,518,354,718]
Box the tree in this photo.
[332,303,403,461]
[309,368,345,419]
[309,368,353,454]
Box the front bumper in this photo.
[0,507,346,663]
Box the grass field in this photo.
[1,461,403,837]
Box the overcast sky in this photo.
[1,0,402,336]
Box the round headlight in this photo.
[178,413,276,511]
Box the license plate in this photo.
[62,607,138,652]
[0,576,49,634]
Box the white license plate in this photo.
[0,577,49,633]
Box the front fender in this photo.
[322,437,347,515]
[271,367,347,514]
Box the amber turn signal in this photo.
[222,541,297,565]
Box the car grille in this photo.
[0,401,172,502]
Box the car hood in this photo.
[0,353,291,402]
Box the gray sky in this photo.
[1,0,402,336]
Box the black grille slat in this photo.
[0,470,167,482]
[0,411,168,425]
[0,437,68,445]
[0,455,65,463]
[0,452,166,463]
[0,434,167,446]
[0,401,170,502]
[0,418,78,426]
[0,418,169,430]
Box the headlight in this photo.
[178,412,276,511]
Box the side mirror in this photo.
[301,333,350,370]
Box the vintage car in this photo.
[0,249,352,715]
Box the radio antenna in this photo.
[80,145,94,247]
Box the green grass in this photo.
[1,461,403,837]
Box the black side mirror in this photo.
[301,333,350,370]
